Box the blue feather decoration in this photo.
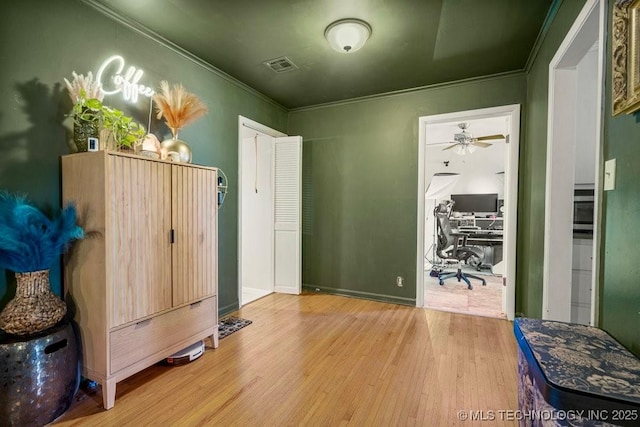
[0,191,84,273]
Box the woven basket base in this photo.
[0,270,66,336]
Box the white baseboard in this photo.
[242,287,272,305]
[274,285,300,295]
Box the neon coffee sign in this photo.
[96,55,155,103]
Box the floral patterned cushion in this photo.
[515,318,640,405]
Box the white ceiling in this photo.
[425,115,509,176]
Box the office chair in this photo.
[434,202,486,290]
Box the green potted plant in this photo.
[64,71,146,152]
[64,71,103,152]
[101,106,146,151]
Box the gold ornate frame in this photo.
[613,0,640,115]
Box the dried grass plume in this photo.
[64,71,104,103]
[153,81,208,133]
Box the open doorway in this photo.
[543,0,604,325]
[416,105,520,320]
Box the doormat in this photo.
[218,317,252,339]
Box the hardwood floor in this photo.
[54,293,519,426]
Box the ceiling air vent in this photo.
[263,56,298,73]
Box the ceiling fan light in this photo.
[467,144,477,153]
[455,144,466,156]
[325,19,372,53]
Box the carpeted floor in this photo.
[218,317,252,339]
[424,268,505,319]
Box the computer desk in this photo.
[459,229,503,243]
[455,228,503,265]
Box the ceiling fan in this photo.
[442,123,508,155]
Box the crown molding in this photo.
[289,70,526,113]
[80,0,287,112]
[524,0,565,72]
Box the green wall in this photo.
[288,75,526,303]
[601,2,640,356]
[517,0,587,318]
[0,0,287,315]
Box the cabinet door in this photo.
[107,155,173,327]
[172,165,217,306]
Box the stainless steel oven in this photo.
[573,187,594,233]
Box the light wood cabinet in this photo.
[62,151,218,410]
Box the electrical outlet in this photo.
[396,276,404,287]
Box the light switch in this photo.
[604,159,616,191]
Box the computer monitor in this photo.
[450,193,498,215]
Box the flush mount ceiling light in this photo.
[324,19,372,53]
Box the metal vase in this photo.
[161,127,192,163]
[0,321,79,426]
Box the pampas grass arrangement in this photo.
[64,71,104,103]
[0,191,84,335]
[153,80,208,137]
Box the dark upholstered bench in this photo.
[514,318,640,427]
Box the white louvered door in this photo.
[273,136,302,294]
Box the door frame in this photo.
[416,104,520,320]
[543,0,605,325]
[238,116,286,307]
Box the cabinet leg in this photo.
[211,330,219,349]
[102,378,117,410]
